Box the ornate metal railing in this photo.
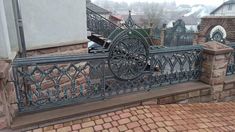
[227,44,235,75]
[13,44,203,113]
[164,19,195,47]
[87,9,153,46]
[87,8,121,38]
[13,11,203,113]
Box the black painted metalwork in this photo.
[13,10,203,113]
[125,10,136,29]
[164,19,195,47]
[108,29,149,80]
[13,0,27,58]
[87,8,121,39]
[13,54,108,113]
[87,8,153,48]
[13,44,203,113]
[206,30,225,44]
[227,44,235,75]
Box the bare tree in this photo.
[143,3,164,28]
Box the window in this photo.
[228,4,232,11]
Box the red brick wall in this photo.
[0,61,17,129]
[198,17,235,43]
[27,42,88,57]
[151,38,161,46]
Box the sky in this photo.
[93,0,225,6]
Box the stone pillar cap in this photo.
[201,41,234,55]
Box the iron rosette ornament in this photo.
[108,28,149,81]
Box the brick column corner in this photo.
[200,41,233,101]
[0,61,17,129]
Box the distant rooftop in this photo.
[210,0,235,14]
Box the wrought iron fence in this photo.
[13,45,203,113]
[87,8,121,38]
[164,19,195,47]
[13,11,203,113]
[87,9,153,47]
[164,32,194,47]
[227,44,235,75]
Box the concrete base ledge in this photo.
[11,81,210,129]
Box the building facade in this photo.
[210,0,235,16]
[0,0,88,59]
[197,0,235,44]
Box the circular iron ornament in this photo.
[212,31,224,42]
[108,29,149,80]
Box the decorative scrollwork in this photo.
[125,10,136,28]
[108,29,149,80]
[209,25,227,43]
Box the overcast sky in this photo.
[93,0,225,6]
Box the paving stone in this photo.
[43,126,54,131]
[57,126,72,132]
[144,118,154,124]
[103,117,112,123]
[111,115,120,121]
[118,125,128,131]
[111,121,118,127]
[44,130,56,132]
[138,120,147,125]
[137,114,146,120]
[148,123,158,129]
[141,125,150,131]
[165,126,176,132]
[81,121,95,128]
[103,122,112,129]
[118,118,130,125]
[130,116,138,121]
[133,127,144,132]
[157,128,168,132]
[95,119,104,125]
[126,121,140,129]
[120,112,132,118]
[91,116,99,120]
[109,127,119,132]
[53,123,63,129]
[108,112,115,116]
[94,125,103,131]
[72,124,81,130]
[156,121,166,127]
[28,102,235,132]
[79,127,94,132]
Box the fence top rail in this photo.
[150,45,203,54]
[13,53,108,67]
[13,45,203,67]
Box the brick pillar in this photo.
[0,61,17,129]
[193,33,199,45]
[160,24,166,46]
[200,41,233,101]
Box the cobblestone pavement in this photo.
[28,102,235,132]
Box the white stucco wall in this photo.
[0,0,13,59]
[3,0,19,51]
[212,4,235,16]
[19,0,87,50]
